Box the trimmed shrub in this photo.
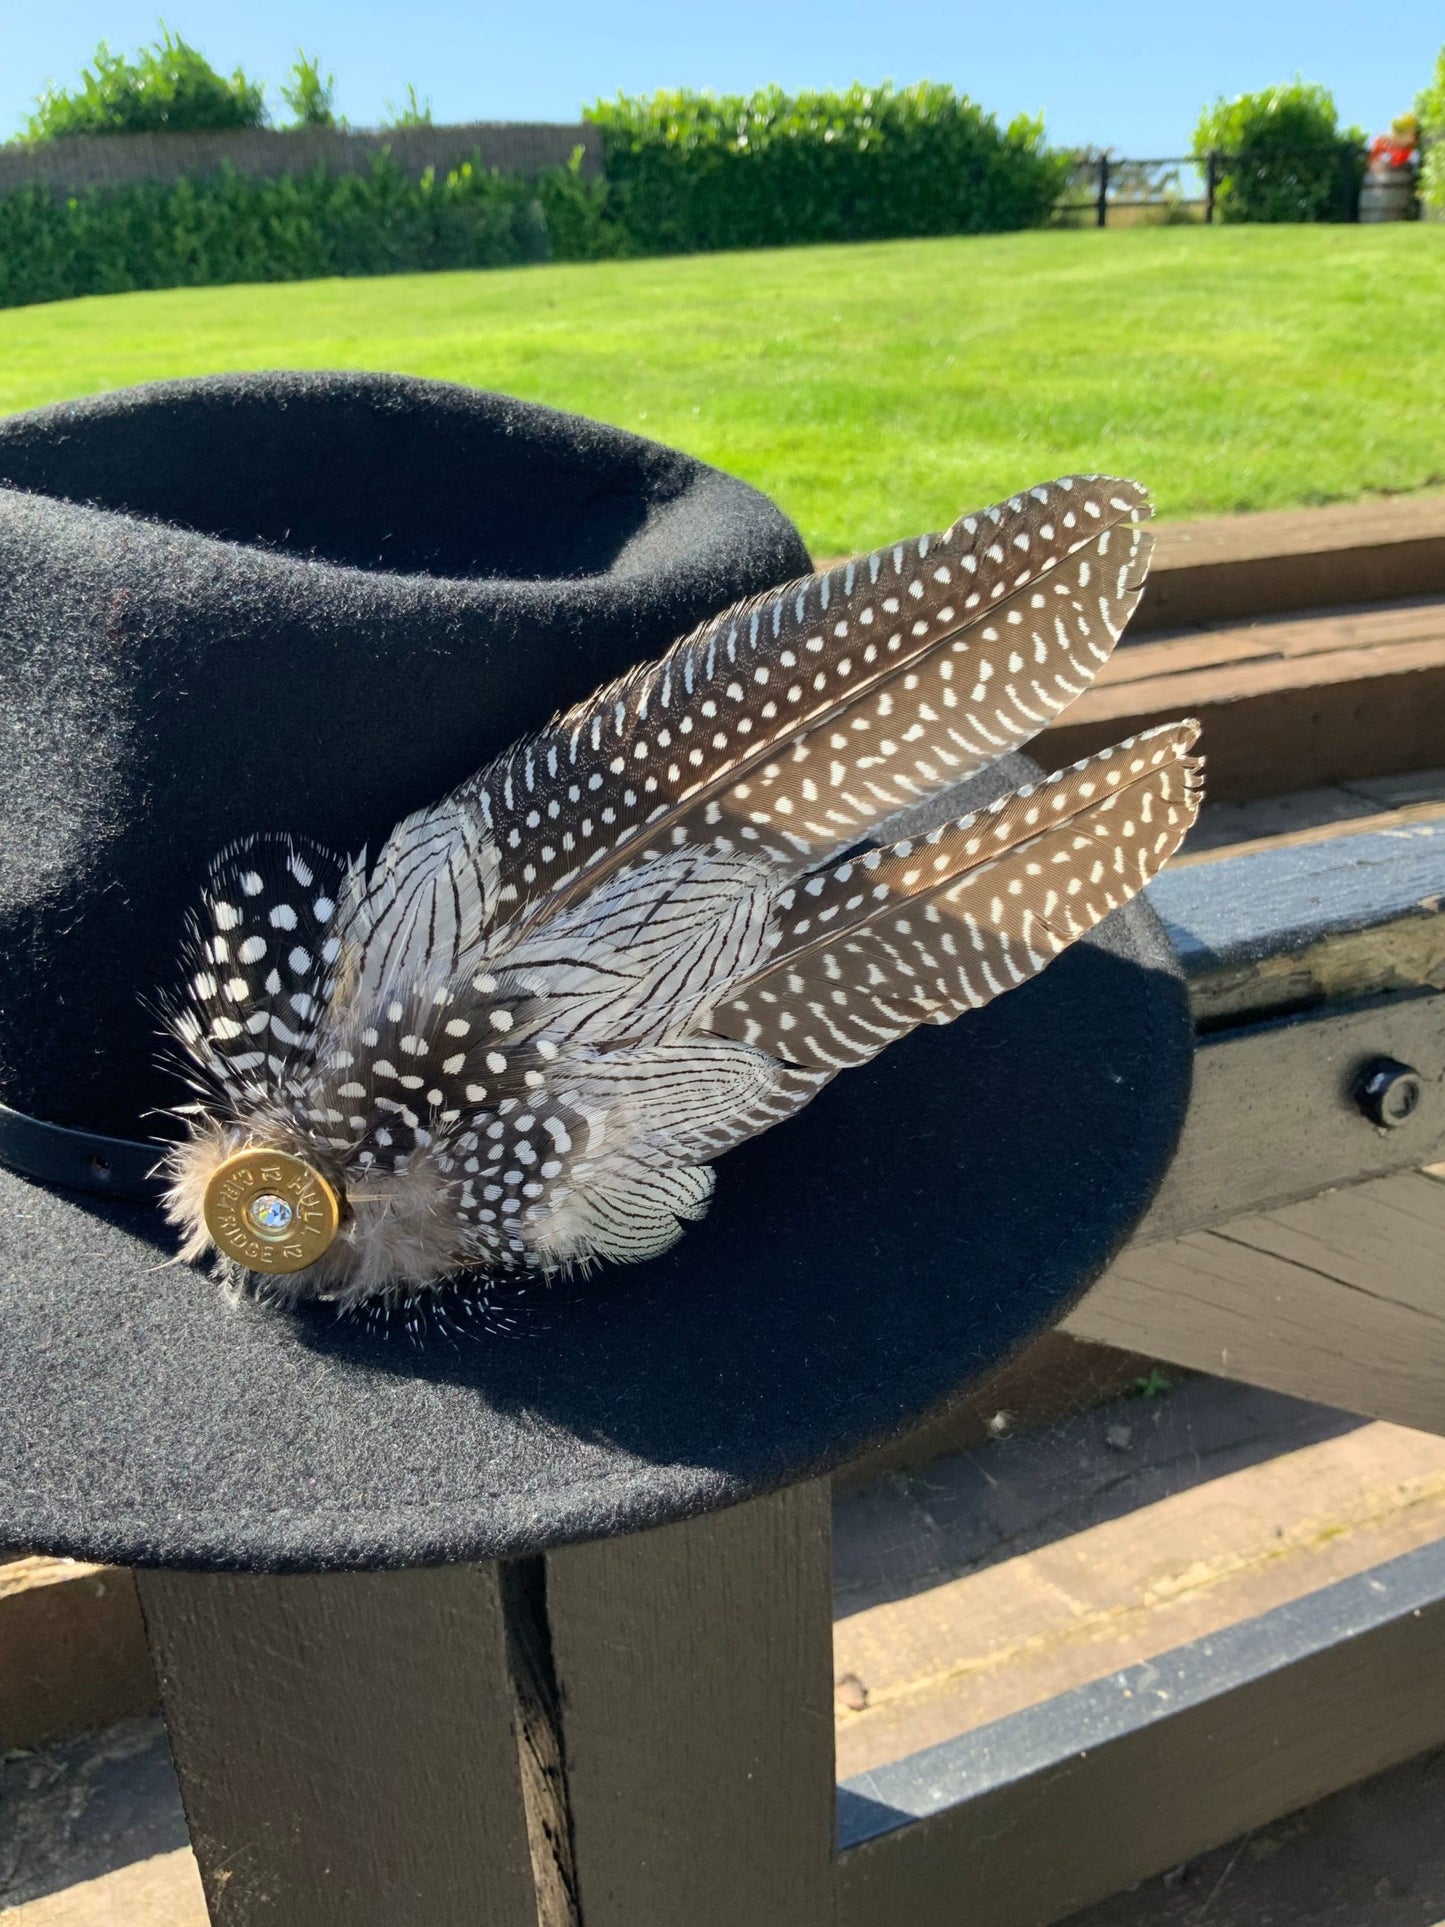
[21,30,265,141]
[584,83,1068,253]
[1419,46,1445,216]
[1192,82,1366,222]
[0,152,626,310]
[0,77,1066,309]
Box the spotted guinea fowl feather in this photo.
[169,837,347,1104]
[703,512,1151,865]
[475,476,1152,930]
[162,474,1200,1309]
[706,723,1204,1070]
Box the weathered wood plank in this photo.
[545,1482,835,1927]
[1067,1170,1445,1435]
[1127,595,1445,678]
[499,1557,582,1927]
[1037,630,1445,803]
[1161,810,1445,961]
[1137,492,1445,630]
[833,1331,1156,1488]
[1181,793,1445,866]
[833,1408,1445,1781]
[1135,994,1444,1242]
[836,1537,1445,1927]
[0,1558,155,1749]
[135,1566,536,1927]
[1153,815,1445,1023]
[1147,491,1445,570]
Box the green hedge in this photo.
[0,151,625,309]
[1420,46,1445,215]
[0,81,1068,311]
[1192,83,1366,223]
[584,83,1068,253]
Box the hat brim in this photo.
[0,756,1190,1571]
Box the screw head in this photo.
[1355,1057,1424,1130]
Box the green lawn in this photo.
[2,225,1442,556]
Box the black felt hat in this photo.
[0,372,1192,1572]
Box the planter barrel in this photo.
[1359,163,1417,222]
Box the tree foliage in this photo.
[383,86,435,131]
[21,29,265,141]
[280,50,338,130]
[1192,81,1365,223]
[585,83,1069,253]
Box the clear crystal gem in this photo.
[249,1192,294,1234]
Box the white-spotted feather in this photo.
[168,836,345,1106]
[477,476,1152,925]
[705,723,1204,1069]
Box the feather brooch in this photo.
[162,476,1203,1308]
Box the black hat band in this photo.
[0,1100,164,1205]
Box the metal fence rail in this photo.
[1053,146,1414,227]
[1055,153,1215,227]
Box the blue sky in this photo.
[1,1,1439,156]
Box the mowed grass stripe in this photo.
[1,224,1442,556]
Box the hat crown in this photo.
[0,370,695,582]
[0,373,810,1137]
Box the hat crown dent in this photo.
[0,372,811,1144]
[0,371,691,584]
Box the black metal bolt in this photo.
[1355,1057,1424,1129]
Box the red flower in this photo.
[1369,133,1416,169]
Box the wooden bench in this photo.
[1038,597,1445,802]
[836,809,1445,1924]
[110,797,1443,1927]
[1137,492,1445,632]
[10,500,1445,1924]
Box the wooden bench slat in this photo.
[1070,1171,1445,1435]
[1075,630,1445,721]
[545,1484,836,1927]
[1121,595,1445,677]
[1138,493,1445,631]
[1038,644,1445,803]
[136,1567,538,1927]
[1151,811,1445,983]
[1175,795,1445,868]
[0,1559,155,1750]
[836,1535,1445,1926]
[833,1403,1445,1780]
[1150,492,1445,569]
